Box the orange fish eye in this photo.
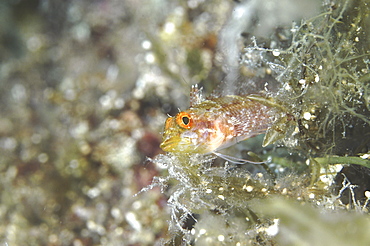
[176,112,193,129]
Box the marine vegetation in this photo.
[149,0,370,245]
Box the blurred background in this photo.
[0,0,238,245]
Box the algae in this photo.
[153,0,370,245]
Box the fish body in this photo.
[160,86,279,154]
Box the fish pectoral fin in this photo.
[262,115,294,147]
[212,152,265,165]
[262,127,285,147]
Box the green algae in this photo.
[155,0,370,245]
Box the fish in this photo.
[160,85,285,160]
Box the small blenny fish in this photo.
[160,85,284,157]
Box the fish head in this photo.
[160,109,227,154]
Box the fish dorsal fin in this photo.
[190,84,203,107]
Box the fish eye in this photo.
[182,116,189,125]
[176,112,193,129]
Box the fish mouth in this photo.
[160,138,209,154]
[160,137,193,153]
[160,138,180,152]
[159,141,172,152]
